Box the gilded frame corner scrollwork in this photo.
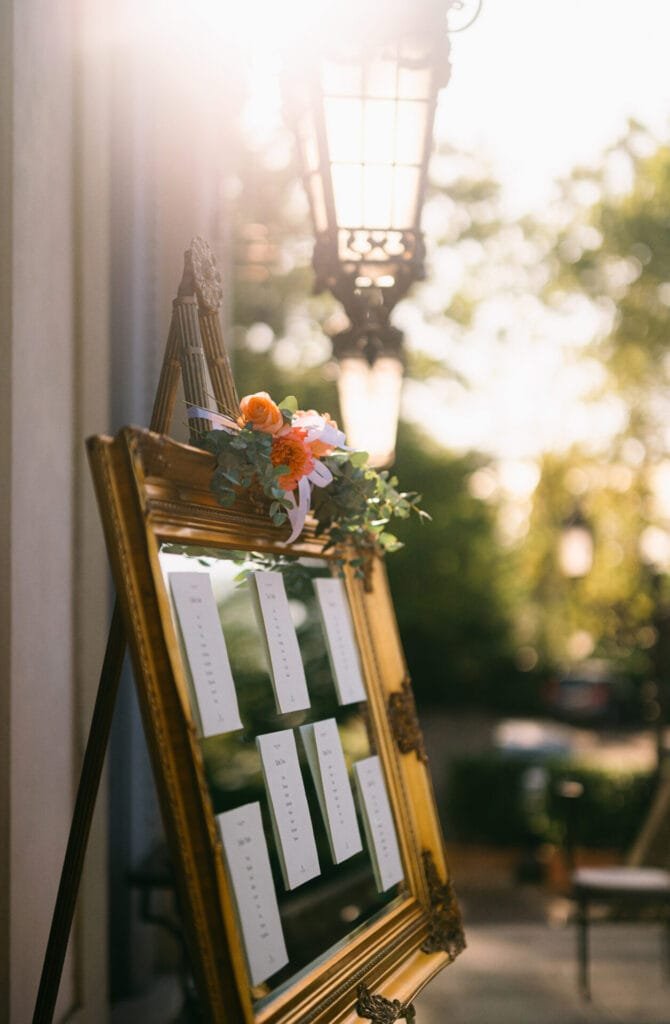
[355,983,416,1023]
[420,850,466,962]
[388,676,428,764]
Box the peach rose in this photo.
[270,427,315,491]
[293,409,340,457]
[238,391,284,435]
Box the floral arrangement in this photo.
[198,391,428,567]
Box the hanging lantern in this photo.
[286,0,459,465]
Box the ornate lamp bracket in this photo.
[420,850,466,960]
[356,983,416,1023]
[388,676,428,763]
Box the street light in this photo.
[558,507,594,580]
[286,0,463,466]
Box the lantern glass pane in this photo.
[325,97,363,162]
[395,100,427,164]
[559,525,594,579]
[364,165,393,227]
[337,355,403,468]
[392,166,421,227]
[308,172,329,233]
[332,164,363,226]
[365,57,397,98]
[301,124,320,174]
[398,63,432,100]
[322,58,361,97]
[363,100,396,164]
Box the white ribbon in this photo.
[285,476,312,544]
[187,405,236,431]
[293,411,350,451]
[284,457,334,543]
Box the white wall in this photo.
[0,2,239,1017]
[0,1,111,1020]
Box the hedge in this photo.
[445,752,655,850]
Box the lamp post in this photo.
[558,507,594,580]
[286,0,465,466]
[639,526,670,773]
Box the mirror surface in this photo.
[158,545,402,1006]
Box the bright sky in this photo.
[440,0,670,215]
[397,0,670,472]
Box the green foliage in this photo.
[312,453,427,558]
[552,124,670,457]
[387,425,526,708]
[446,752,655,850]
[516,448,658,678]
[202,421,293,525]
[199,412,427,574]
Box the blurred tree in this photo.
[550,121,670,459]
[388,428,524,709]
[517,449,657,682]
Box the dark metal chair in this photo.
[569,773,670,999]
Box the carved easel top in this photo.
[152,237,240,439]
[184,235,225,312]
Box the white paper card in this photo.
[217,802,288,986]
[257,729,320,890]
[251,571,310,714]
[353,755,404,892]
[300,719,363,864]
[313,577,367,705]
[169,572,243,737]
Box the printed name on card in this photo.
[257,729,320,890]
[300,719,363,864]
[217,802,288,986]
[169,572,243,737]
[353,755,404,893]
[313,577,367,705]
[251,571,310,714]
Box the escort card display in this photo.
[169,572,243,737]
[250,571,311,714]
[257,729,321,890]
[299,719,363,865]
[313,577,367,705]
[353,755,404,893]
[217,802,289,986]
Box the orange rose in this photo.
[238,391,284,435]
[270,427,315,491]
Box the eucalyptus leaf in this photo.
[349,450,369,468]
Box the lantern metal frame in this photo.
[285,0,475,464]
[289,2,452,333]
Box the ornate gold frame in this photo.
[88,425,464,1024]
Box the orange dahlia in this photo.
[270,427,315,491]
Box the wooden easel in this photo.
[33,238,240,1023]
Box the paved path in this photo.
[414,920,670,1024]
[414,710,669,1022]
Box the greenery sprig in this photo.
[198,391,429,572]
